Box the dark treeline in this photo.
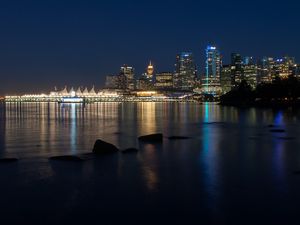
[220,76,300,107]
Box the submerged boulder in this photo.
[270,129,286,133]
[0,158,18,163]
[49,155,83,162]
[168,136,191,140]
[138,133,163,142]
[92,139,119,154]
[122,148,139,154]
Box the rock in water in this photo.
[138,133,163,142]
[122,148,139,154]
[168,136,191,140]
[270,129,286,133]
[0,158,18,163]
[92,139,119,154]
[50,155,83,162]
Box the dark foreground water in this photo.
[0,102,300,225]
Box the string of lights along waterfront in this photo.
[4,45,300,102]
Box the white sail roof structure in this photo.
[60,86,68,96]
[69,87,75,97]
[76,87,82,96]
[89,86,96,96]
[83,87,89,96]
[69,87,74,94]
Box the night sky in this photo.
[1,0,299,94]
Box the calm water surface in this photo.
[0,102,300,225]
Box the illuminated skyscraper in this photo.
[273,57,295,79]
[220,65,232,94]
[257,57,274,83]
[243,57,258,89]
[174,52,196,91]
[137,61,155,90]
[202,46,222,95]
[155,72,173,90]
[120,65,135,90]
[231,53,243,86]
[147,61,154,79]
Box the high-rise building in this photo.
[147,61,154,82]
[202,46,222,95]
[220,65,232,94]
[273,57,295,79]
[155,72,173,90]
[292,64,300,78]
[174,52,197,91]
[137,61,155,90]
[231,53,243,86]
[105,75,119,89]
[243,57,258,89]
[120,65,135,90]
[257,57,274,84]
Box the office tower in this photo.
[231,53,243,86]
[291,64,300,78]
[120,65,135,90]
[155,72,173,90]
[243,57,258,89]
[174,52,197,91]
[137,61,155,90]
[105,75,119,89]
[273,56,295,79]
[146,61,154,82]
[220,65,232,94]
[257,57,274,83]
[136,78,153,90]
[202,46,222,95]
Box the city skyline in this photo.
[1,0,300,94]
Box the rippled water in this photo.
[0,102,300,225]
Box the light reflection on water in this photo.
[1,102,300,223]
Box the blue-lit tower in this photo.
[202,46,222,95]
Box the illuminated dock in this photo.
[4,87,197,103]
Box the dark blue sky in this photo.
[0,0,299,94]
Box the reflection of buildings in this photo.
[137,102,157,135]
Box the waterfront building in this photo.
[220,65,232,94]
[202,46,222,95]
[155,72,173,90]
[174,52,197,91]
